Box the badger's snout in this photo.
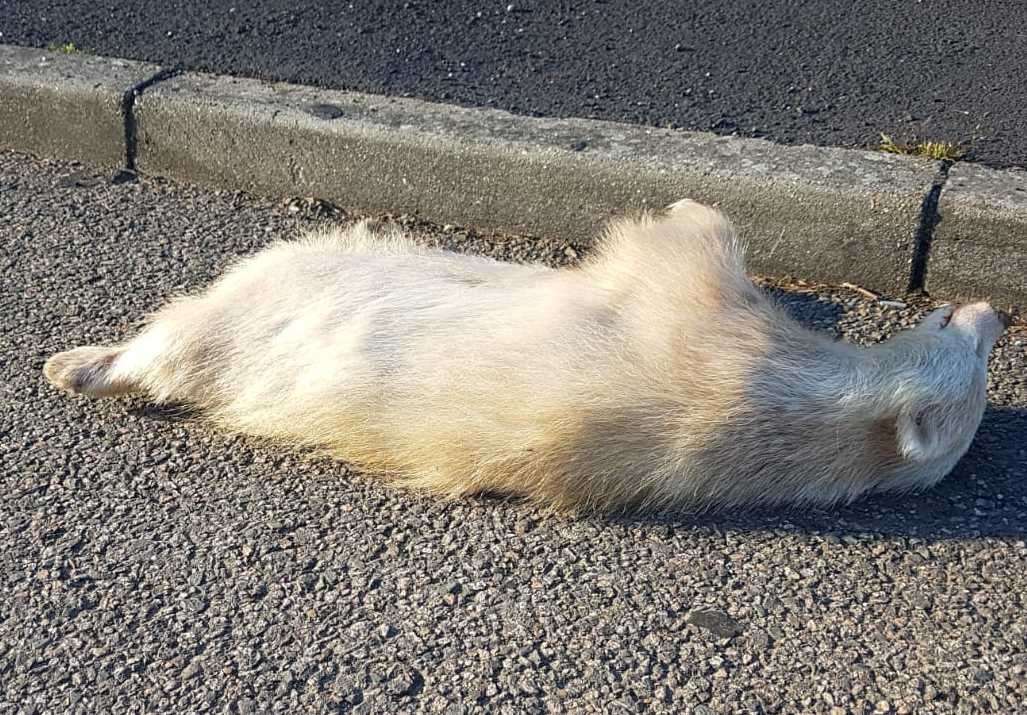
[951,302,1006,325]
[948,302,1009,354]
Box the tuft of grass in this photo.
[880,134,965,161]
[47,42,80,54]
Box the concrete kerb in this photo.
[1,44,1023,308]
[0,44,160,170]
[133,71,937,297]
[932,163,1027,310]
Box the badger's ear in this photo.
[896,405,945,462]
[916,305,955,332]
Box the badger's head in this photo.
[875,302,1010,488]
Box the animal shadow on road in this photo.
[128,402,198,423]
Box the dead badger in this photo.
[44,200,1009,512]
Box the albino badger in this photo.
[44,200,1009,512]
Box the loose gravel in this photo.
[1,151,1025,714]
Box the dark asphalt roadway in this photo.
[4,0,1027,168]
[3,150,1027,713]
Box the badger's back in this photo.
[172,203,780,509]
[304,203,803,510]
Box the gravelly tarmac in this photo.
[1,151,1026,714]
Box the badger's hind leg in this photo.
[44,316,188,400]
[45,283,224,403]
[44,345,135,398]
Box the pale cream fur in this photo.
[43,200,1008,512]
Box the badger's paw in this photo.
[43,345,127,398]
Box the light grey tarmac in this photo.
[1,151,1025,714]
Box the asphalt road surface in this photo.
[4,1,1027,169]
[2,150,1027,714]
